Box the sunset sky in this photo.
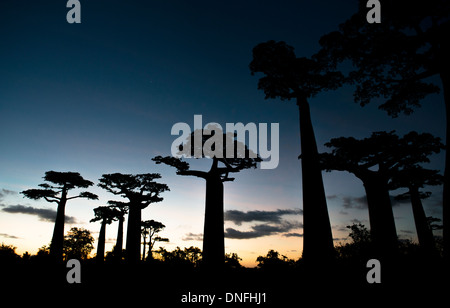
[0,0,445,267]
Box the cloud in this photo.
[0,189,16,199]
[225,221,302,239]
[182,232,203,241]
[342,196,368,209]
[1,205,77,223]
[224,208,302,226]
[0,233,20,239]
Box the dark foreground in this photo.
[1,257,447,307]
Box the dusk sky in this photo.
[0,0,445,267]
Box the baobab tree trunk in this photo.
[142,232,147,261]
[441,71,450,263]
[362,175,398,258]
[297,97,335,263]
[202,174,225,269]
[126,205,142,263]
[96,218,107,263]
[114,215,124,261]
[410,187,438,257]
[50,187,67,261]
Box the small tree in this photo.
[63,227,94,261]
[141,220,168,261]
[107,200,128,261]
[98,173,169,263]
[21,171,98,261]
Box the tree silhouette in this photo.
[21,171,98,261]
[320,131,443,258]
[98,173,169,263]
[141,219,168,261]
[250,40,343,262]
[317,0,450,260]
[90,206,121,262]
[63,227,94,261]
[153,128,261,269]
[107,200,128,261]
[390,165,443,257]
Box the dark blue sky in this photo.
[0,0,445,264]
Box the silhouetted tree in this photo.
[335,223,372,262]
[390,166,443,257]
[21,171,98,261]
[98,173,169,263]
[141,219,168,260]
[250,40,343,262]
[317,0,450,260]
[63,227,94,261]
[225,252,243,269]
[90,206,120,262]
[153,129,260,269]
[320,131,443,258]
[256,249,294,270]
[107,200,128,261]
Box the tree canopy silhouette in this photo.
[141,219,168,261]
[317,0,450,260]
[390,165,443,257]
[250,40,343,262]
[153,128,261,269]
[98,173,169,263]
[21,171,98,261]
[63,227,94,261]
[90,205,121,262]
[320,131,443,257]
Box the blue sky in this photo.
[0,0,445,266]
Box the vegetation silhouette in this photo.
[63,227,94,261]
[320,131,443,258]
[317,0,450,261]
[21,171,98,261]
[98,173,169,263]
[153,127,261,269]
[90,206,121,263]
[141,219,168,261]
[249,40,343,263]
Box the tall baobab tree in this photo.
[90,205,121,262]
[320,131,443,258]
[21,171,98,261]
[250,40,343,262]
[153,128,261,269]
[98,173,169,263]
[317,0,450,260]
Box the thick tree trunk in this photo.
[410,187,437,257]
[50,188,67,261]
[126,205,142,263]
[114,216,124,261]
[202,174,225,269]
[297,97,335,262]
[96,219,106,263]
[142,232,147,261]
[441,71,450,263]
[362,174,398,258]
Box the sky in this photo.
[0,0,445,267]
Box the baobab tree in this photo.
[153,128,261,269]
[250,40,343,262]
[21,171,98,261]
[98,173,169,263]
[107,200,128,261]
[390,165,443,257]
[141,219,168,261]
[317,0,450,259]
[320,131,443,258]
[90,205,121,262]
